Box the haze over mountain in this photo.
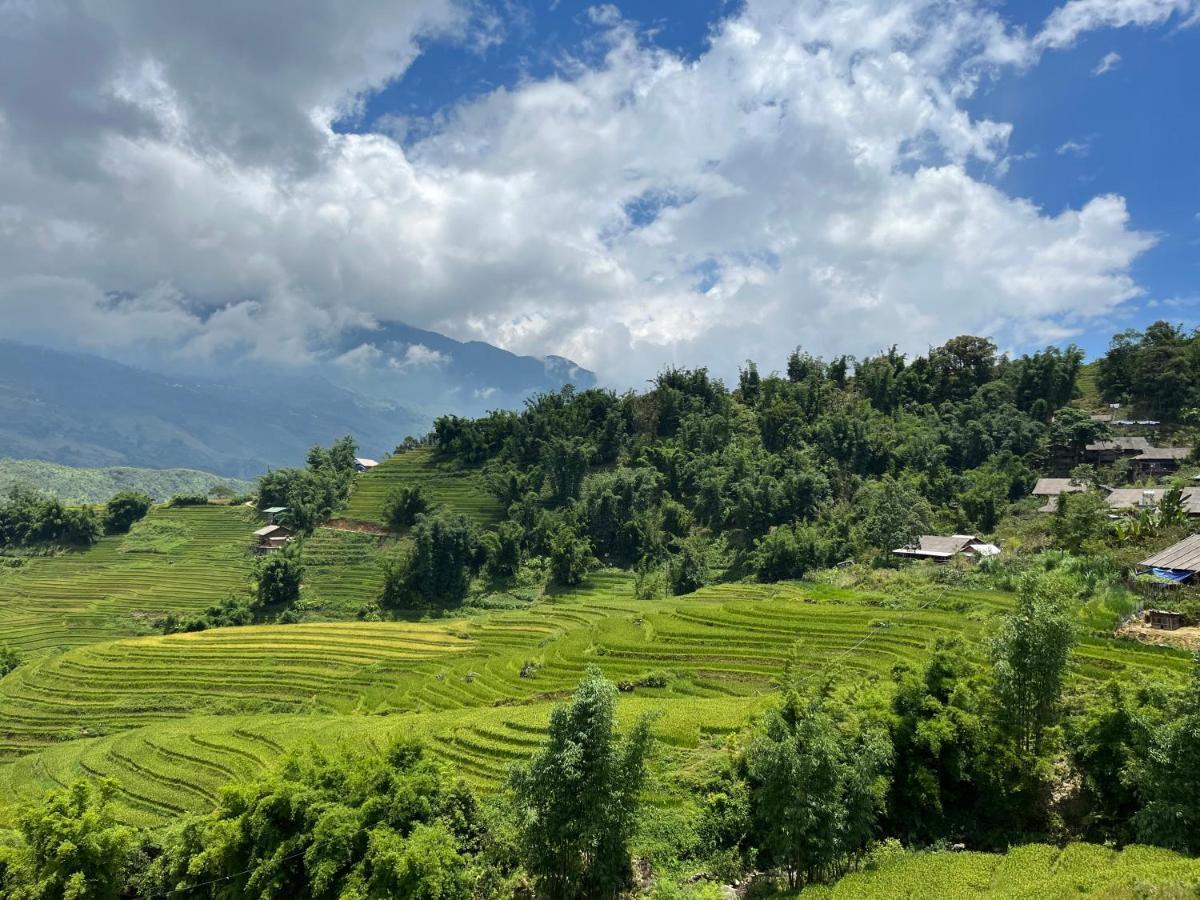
[0,333,594,478]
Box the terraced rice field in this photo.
[797,842,1200,898]
[0,697,751,827]
[299,526,391,614]
[0,505,256,654]
[338,449,504,526]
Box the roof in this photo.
[1032,478,1087,497]
[262,506,288,514]
[1133,447,1191,462]
[893,535,977,558]
[1140,534,1200,574]
[968,542,1001,558]
[1085,437,1151,452]
[254,525,285,537]
[1106,487,1200,514]
[355,457,379,467]
[1090,414,1113,423]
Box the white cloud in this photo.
[1056,138,1093,157]
[0,0,1169,387]
[1093,51,1123,74]
[1036,0,1200,49]
[391,344,450,369]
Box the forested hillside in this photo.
[0,323,1198,898]
[0,458,251,504]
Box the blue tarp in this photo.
[1149,568,1192,583]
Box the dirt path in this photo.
[1116,620,1200,652]
[323,518,389,535]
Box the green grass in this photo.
[0,458,252,504]
[796,843,1200,898]
[297,526,392,616]
[338,449,504,527]
[0,505,258,655]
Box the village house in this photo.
[1105,487,1200,516]
[1145,609,1184,631]
[1130,447,1191,479]
[254,524,292,552]
[1137,533,1200,587]
[355,457,379,472]
[892,535,1001,563]
[1031,477,1088,513]
[1083,437,1151,465]
[261,506,288,524]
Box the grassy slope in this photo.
[338,449,504,526]
[0,458,252,503]
[0,504,257,655]
[796,843,1200,898]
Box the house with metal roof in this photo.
[1131,447,1191,478]
[1137,534,1200,586]
[1105,487,1200,516]
[355,457,380,472]
[1084,437,1151,464]
[1032,478,1088,513]
[893,535,1000,562]
[253,523,292,552]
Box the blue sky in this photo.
[2,0,1198,383]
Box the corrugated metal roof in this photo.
[254,525,285,537]
[1085,437,1151,452]
[1133,447,1191,461]
[1032,478,1086,496]
[893,535,976,557]
[1140,534,1200,573]
[1106,487,1200,514]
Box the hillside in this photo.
[337,449,505,526]
[0,458,252,503]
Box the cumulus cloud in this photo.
[392,344,450,369]
[1093,51,1123,74]
[1036,0,1200,49]
[0,0,1171,386]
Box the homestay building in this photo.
[893,535,1000,563]
[254,524,292,552]
[1032,477,1087,513]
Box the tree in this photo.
[254,545,303,610]
[401,513,481,606]
[103,491,153,535]
[744,687,891,888]
[0,645,19,677]
[1134,655,1200,853]
[143,740,481,899]
[668,533,710,596]
[990,570,1075,754]
[543,437,593,506]
[0,779,135,900]
[550,525,592,587]
[484,521,525,578]
[1050,490,1107,554]
[382,483,430,530]
[854,476,932,559]
[751,523,833,582]
[510,667,652,899]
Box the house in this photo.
[1130,447,1191,478]
[1105,487,1200,516]
[254,524,292,552]
[1032,477,1087,513]
[1137,533,1200,586]
[1089,414,1113,424]
[1083,437,1151,465]
[1146,609,1183,631]
[262,506,288,524]
[893,535,1000,563]
[355,457,379,472]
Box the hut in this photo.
[254,524,292,552]
[1032,477,1087,513]
[1137,534,1200,586]
[892,535,999,563]
[1146,609,1183,631]
[262,506,288,524]
[1130,447,1191,478]
[355,458,380,472]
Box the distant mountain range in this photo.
[0,329,594,479]
[0,458,253,504]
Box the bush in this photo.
[166,493,209,507]
[669,534,710,596]
[254,546,303,610]
[103,491,153,534]
[0,645,20,677]
[382,483,430,530]
[550,526,592,587]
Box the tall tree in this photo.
[510,667,652,899]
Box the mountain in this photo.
[316,321,597,417]
[0,341,424,479]
[0,458,253,504]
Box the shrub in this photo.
[103,491,153,534]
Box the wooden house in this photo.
[1032,477,1087,513]
[1146,609,1183,631]
[893,535,999,563]
[262,506,288,524]
[355,458,379,472]
[1130,447,1191,478]
[254,524,292,552]
[1137,534,1200,586]
[1083,437,1151,465]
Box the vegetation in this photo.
[0,458,251,505]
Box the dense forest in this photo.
[1,322,1199,898]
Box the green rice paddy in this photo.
[337,449,504,526]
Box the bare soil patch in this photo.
[1116,620,1200,652]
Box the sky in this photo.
[0,0,1197,385]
